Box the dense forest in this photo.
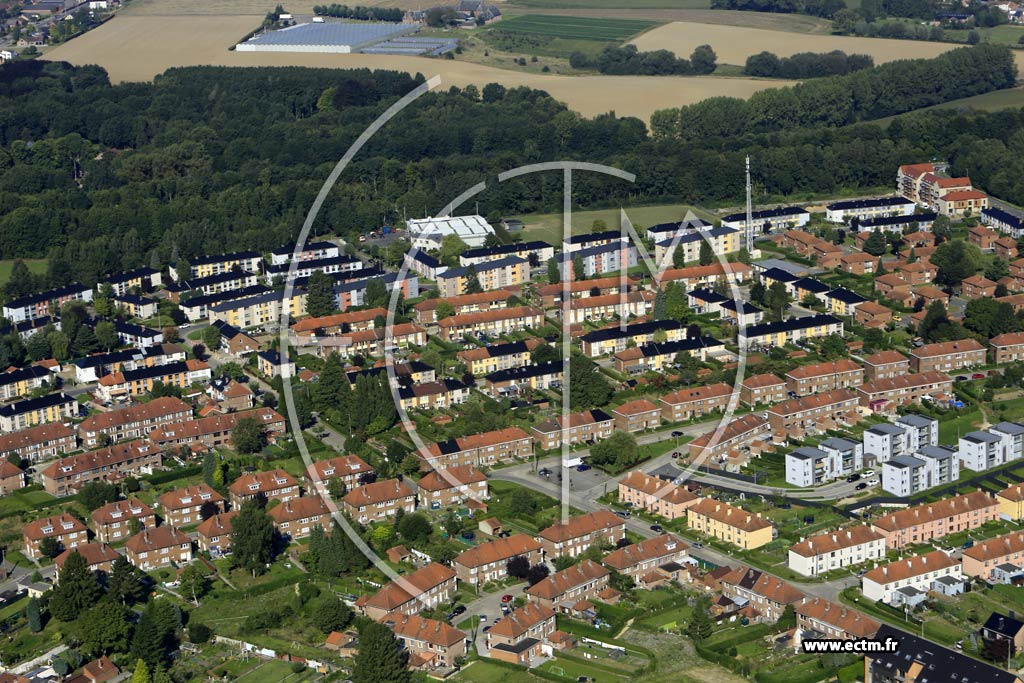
[743,50,874,79]
[660,45,1015,137]
[569,44,718,76]
[0,46,1020,292]
[709,0,847,18]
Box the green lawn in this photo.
[455,661,539,683]
[233,659,316,683]
[0,259,47,286]
[875,86,1024,126]
[493,14,659,40]
[540,656,629,682]
[514,203,718,246]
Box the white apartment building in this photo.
[881,445,960,497]
[861,551,962,605]
[788,526,886,577]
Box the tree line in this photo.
[569,44,717,76]
[743,50,874,79]
[311,5,406,21]
[709,0,847,18]
[658,44,1016,138]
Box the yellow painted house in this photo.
[739,314,844,348]
[210,290,306,329]
[997,484,1024,520]
[437,257,528,298]
[687,497,774,550]
[184,251,263,279]
[0,393,77,432]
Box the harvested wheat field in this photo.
[44,15,790,120]
[632,21,956,65]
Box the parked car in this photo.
[973,373,986,380]
[846,474,861,482]
[862,470,875,477]
[955,375,969,382]
[501,594,513,603]
[671,452,681,459]
[452,605,466,616]
[650,524,663,532]
[538,468,552,476]
[855,483,868,490]
[866,478,879,486]
[614,510,630,519]
[480,615,487,622]
[671,431,684,437]
[576,464,591,472]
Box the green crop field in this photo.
[510,0,709,8]
[494,14,660,41]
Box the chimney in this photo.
[882,567,888,576]
[832,534,838,544]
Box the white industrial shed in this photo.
[235,21,416,54]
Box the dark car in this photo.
[650,524,663,532]
[671,431,683,437]
[855,482,868,490]
[538,468,552,476]
[452,605,467,616]
[955,375,969,382]
[847,474,861,482]
[576,464,592,472]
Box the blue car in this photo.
[576,464,591,472]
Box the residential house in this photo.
[419,427,534,470]
[938,190,988,218]
[617,470,698,521]
[766,389,860,439]
[862,350,910,382]
[962,274,998,299]
[997,483,1024,520]
[437,256,528,298]
[147,407,286,451]
[159,484,226,528]
[398,379,471,411]
[0,460,24,495]
[196,510,238,554]
[687,413,771,466]
[871,491,1000,549]
[0,393,77,433]
[857,371,953,413]
[0,422,76,464]
[785,359,864,396]
[306,454,374,494]
[579,320,685,357]
[613,337,725,374]
[738,314,844,348]
[435,306,545,342]
[740,374,787,407]
[359,562,458,622]
[228,469,300,507]
[962,532,1024,580]
[77,397,193,448]
[386,614,467,669]
[788,526,886,577]
[855,301,894,329]
[487,603,556,665]
[269,496,332,539]
[601,534,689,584]
[535,510,625,558]
[862,551,961,605]
[23,513,87,560]
[342,478,416,524]
[453,534,543,585]
[415,466,488,510]
[90,498,155,544]
[866,624,1020,683]
[54,543,119,578]
[686,498,774,550]
[611,399,661,433]
[991,332,1024,365]
[825,197,915,223]
[658,383,731,422]
[531,409,614,451]
[719,566,805,623]
[526,559,610,612]
[795,599,879,641]
[40,441,161,497]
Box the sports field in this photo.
[631,21,957,65]
[494,14,659,40]
[513,202,718,245]
[44,16,790,121]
